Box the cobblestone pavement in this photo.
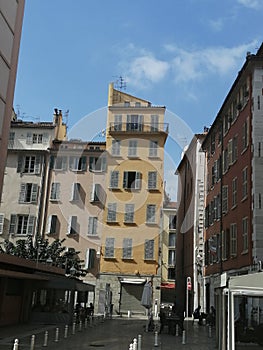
[0,316,261,350]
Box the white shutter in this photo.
[67,216,72,234]
[85,249,90,269]
[135,172,141,189]
[0,214,4,234]
[31,184,38,202]
[43,133,49,144]
[27,215,35,235]
[47,215,52,234]
[9,214,17,234]
[19,183,26,203]
[35,155,41,174]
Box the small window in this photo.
[105,237,115,258]
[9,214,35,235]
[47,215,58,234]
[0,214,4,235]
[148,171,157,190]
[50,182,60,201]
[123,238,132,259]
[107,203,117,222]
[88,217,98,236]
[85,248,96,269]
[146,204,156,224]
[112,140,120,156]
[124,204,134,223]
[54,156,67,171]
[128,140,137,157]
[149,141,158,157]
[230,223,237,257]
[71,183,81,201]
[123,171,141,190]
[144,239,154,260]
[67,216,78,235]
[69,156,86,171]
[19,183,38,203]
[109,171,119,189]
[89,156,106,172]
[242,217,248,252]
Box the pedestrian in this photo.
[193,305,202,325]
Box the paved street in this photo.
[0,316,218,350]
[0,315,262,350]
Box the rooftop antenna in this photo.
[114,75,127,90]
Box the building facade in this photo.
[0,0,25,201]
[175,134,206,317]
[0,110,66,244]
[202,45,263,349]
[160,201,177,305]
[96,83,168,315]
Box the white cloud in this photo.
[126,55,169,88]
[237,0,261,9]
[208,18,224,32]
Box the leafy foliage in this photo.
[0,236,82,274]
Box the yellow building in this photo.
[95,83,168,315]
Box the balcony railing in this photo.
[109,122,169,134]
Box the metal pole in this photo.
[72,322,76,335]
[30,335,35,350]
[138,334,142,350]
[43,331,48,347]
[182,330,186,344]
[54,327,59,342]
[64,325,68,338]
[13,339,19,350]
[186,283,189,318]
[154,331,159,347]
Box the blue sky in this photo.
[14,0,263,200]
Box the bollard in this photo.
[176,324,179,337]
[30,335,35,350]
[154,331,159,347]
[208,325,212,338]
[133,337,137,350]
[43,331,48,347]
[89,315,93,327]
[72,322,76,335]
[64,325,68,338]
[84,318,88,329]
[13,339,19,350]
[129,344,133,350]
[182,329,186,345]
[54,327,59,342]
[79,320,82,332]
[137,334,142,350]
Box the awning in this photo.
[0,268,49,281]
[161,282,175,289]
[120,278,146,285]
[228,271,263,296]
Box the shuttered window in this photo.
[0,214,4,235]
[123,171,141,190]
[123,238,132,259]
[107,203,117,222]
[110,171,119,189]
[47,215,57,234]
[69,156,87,171]
[9,214,35,235]
[149,140,158,157]
[105,238,115,258]
[50,182,60,200]
[146,205,156,224]
[148,171,157,189]
[67,216,78,235]
[18,183,38,203]
[144,239,154,260]
[124,204,134,223]
[88,217,98,235]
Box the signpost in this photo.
[186,277,191,318]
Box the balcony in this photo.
[109,122,169,135]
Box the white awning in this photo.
[228,271,263,295]
[120,278,146,285]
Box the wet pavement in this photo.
[0,315,261,349]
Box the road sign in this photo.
[187,281,192,291]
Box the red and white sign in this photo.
[187,281,192,290]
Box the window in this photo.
[105,237,115,258]
[146,205,156,224]
[114,115,122,131]
[123,171,141,190]
[85,248,96,269]
[71,183,81,201]
[67,216,78,235]
[169,215,176,230]
[50,182,60,200]
[9,132,15,147]
[126,115,143,131]
[107,203,117,222]
[242,217,248,252]
[144,239,154,260]
[32,133,43,144]
[128,140,137,157]
[151,115,159,131]
[19,183,38,203]
[169,233,176,247]
[168,250,176,265]
[88,217,98,236]
[112,140,120,156]
[222,148,229,174]
[124,204,134,223]
[89,156,106,172]
[9,214,35,235]
[168,268,175,280]
[232,135,238,163]
[149,140,158,157]
[148,171,157,190]
[26,133,48,145]
[222,185,228,214]
[232,178,237,208]
[230,223,237,257]
[46,215,58,234]
[0,214,4,235]
[54,156,67,170]
[17,155,41,174]
[69,156,86,171]
[109,171,119,189]
[242,167,248,199]
[123,238,132,259]
[90,183,104,203]
[242,119,249,151]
